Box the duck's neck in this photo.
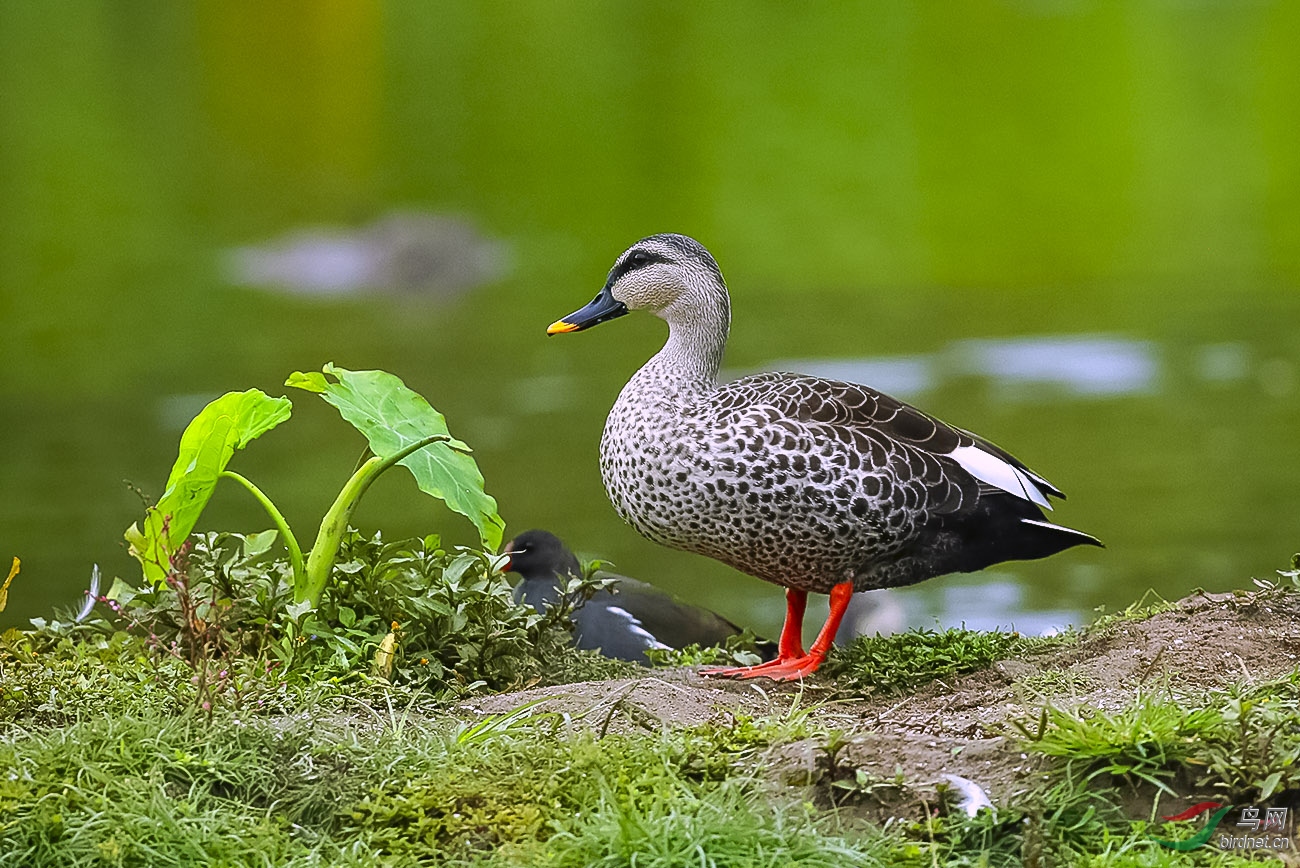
[634,292,731,401]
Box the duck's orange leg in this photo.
[702,581,853,681]
[701,586,807,676]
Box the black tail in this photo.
[850,494,1102,590]
[1014,518,1104,557]
[946,494,1102,575]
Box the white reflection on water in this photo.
[948,334,1157,396]
[508,334,1259,430]
[758,333,1159,400]
[757,356,934,397]
[822,580,1080,643]
[928,580,1079,636]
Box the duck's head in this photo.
[547,234,728,335]
[501,529,582,582]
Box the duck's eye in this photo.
[629,250,650,267]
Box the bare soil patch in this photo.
[464,590,1300,822]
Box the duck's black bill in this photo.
[547,286,628,335]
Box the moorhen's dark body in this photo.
[502,529,768,665]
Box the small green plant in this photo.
[124,364,504,609]
[1087,590,1178,634]
[1016,667,1100,698]
[5,534,630,716]
[94,529,600,695]
[1197,669,1300,800]
[1015,692,1220,795]
[644,629,770,668]
[822,627,1053,696]
[1253,551,1300,593]
[452,698,559,747]
[1017,668,1300,803]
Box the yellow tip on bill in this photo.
[547,319,579,335]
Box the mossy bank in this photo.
[4,576,1300,866]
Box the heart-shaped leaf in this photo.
[287,364,504,549]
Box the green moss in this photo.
[0,631,192,724]
[822,626,1062,696]
[1016,667,1102,697]
[344,778,549,861]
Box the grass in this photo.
[1014,692,1220,794]
[0,670,884,867]
[1016,670,1300,803]
[8,689,1258,868]
[1016,667,1102,698]
[821,625,1067,697]
[4,567,1297,865]
[1,710,354,866]
[1087,596,1180,634]
[1,660,1286,867]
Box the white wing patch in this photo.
[606,606,672,650]
[949,445,1052,509]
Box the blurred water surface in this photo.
[2,3,1298,637]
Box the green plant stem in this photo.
[219,470,305,587]
[298,434,456,608]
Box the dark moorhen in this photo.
[502,529,772,665]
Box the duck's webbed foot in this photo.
[701,651,828,681]
[700,581,854,682]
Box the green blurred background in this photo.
[2,1,1298,636]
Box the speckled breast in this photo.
[598,389,905,594]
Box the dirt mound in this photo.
[464,590,1300,820]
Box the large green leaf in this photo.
[126,390,292,585]
[286,364,504,549]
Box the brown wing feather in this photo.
[699,373,966,517]
[710,371,1061,510]
[814,378,1064,499]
